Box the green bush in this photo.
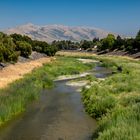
[16,41,32,58]
[45,45,58,56]
[0,32,19,62]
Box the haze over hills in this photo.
[4,23,114,43]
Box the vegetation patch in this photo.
[0,32,58,64]
[82,55,140,140]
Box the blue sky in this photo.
[0,0,140,36]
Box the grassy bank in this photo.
[0,56,94,127]
[57,51,140,140]
[82,56,140,140]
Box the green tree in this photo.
[0,45,4,62]
[114,35,125,50]
[81,40,93,50]
[0,32,19,62]
[11,34,32,45]
[45,45,58,56]
[124,38,135,53]
[16,41,32,58]
[136,30,140,40]
[99,34,116,51]
[135,30,140,51]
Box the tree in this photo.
[124,38,135,53]
[114,35,125,50]
[0,45,4,62]
[45,45,58,56]
[93,38,99,45]
[0,32,19,62]
[136,30,140,40]
[99,34,116,51]
[81,40,93,50]
[135,30,140,51]
[11,34,32,45]
[16,41,32,58]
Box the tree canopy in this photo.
[0,32,58,63]
[0,32,19,62]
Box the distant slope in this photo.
[4,23,113,42]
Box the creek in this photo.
[0,62,112,140]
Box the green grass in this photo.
[82,55,140,140]
[0,56,95,127]
[42,56,95,78]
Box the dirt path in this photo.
[0,57,53,89]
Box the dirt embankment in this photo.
[0,57,53,89]
[97,50,140,59]
[57,50,140,59]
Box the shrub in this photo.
[0,32,19,62]
[16,41,32,58]
[44,45,58,56]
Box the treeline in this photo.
[52,30,140,53]
[0,32,57,63]
[97,31,140,53]
[1,30,140,63]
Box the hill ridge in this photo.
[4,23,114,42]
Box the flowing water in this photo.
[0,80,97,140]
[94,65,113,78]
[0,64,112,140]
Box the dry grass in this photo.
[0,57,54,89]
[57,51,140,61]
[56,51,97,57]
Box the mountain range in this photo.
[4,23,114,42]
